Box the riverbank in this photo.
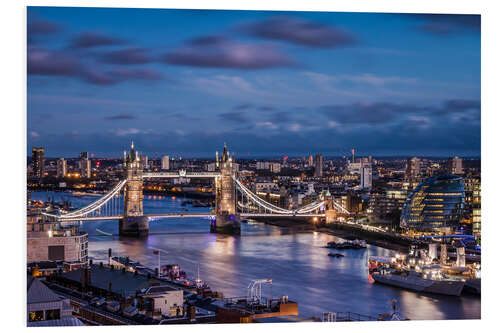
[252,218,411,253]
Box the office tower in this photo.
[270,163,281,173]
[56,158,67,178]
[161,156,170,170]
[32,147,45,179]
[401,175,464,233]
[79,152,89,159]
[308,155,313,167]
[314,154,323,177]
[79,158,91,178]
[140,155,148,169]
[360,166,372,189]
[446,157,463,174]
[406,157,421,179]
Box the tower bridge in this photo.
[42,143,350,236]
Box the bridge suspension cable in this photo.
[233,177,334,215]
[42,179,127,220]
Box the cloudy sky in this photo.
[27,7,480,158]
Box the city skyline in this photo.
[28,7,480,157]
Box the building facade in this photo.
[56,158,67,178]
[314,154,323,177]
[161,155,170,170]
[406,157,421,180]
[32,147,45,178]
[446,157,463,175]
[400,175,465,233]
[27,223,88,264]
[79,158,91,178]
[360,166,372,189]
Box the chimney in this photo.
[108,248,112,266]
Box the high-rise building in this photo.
[308,155,313,167]
[161,156,170,170]
[56,158,67,178]
[79,158,91,178]
[32,147,45,179]
[314,154,323,177]
[406,157,421,179]
[360,166,372,189]
[446,157,463,174]
[270,162,281,173]
[79,152,89,159]
[256,161,270,170]
[140,155,148,169]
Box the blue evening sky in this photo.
[27,7,480,158]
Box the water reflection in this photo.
[31,191,480,320]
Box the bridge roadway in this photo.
[142,171,220,179]
[57,212,326,222]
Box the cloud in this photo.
[28,20,61,35]
[218,111,248,123]
[70,32,123,48]
[258,106,277,111]
[29,131,40,138]
[162,36,294,69]
[103,114,137,120]
[242,16,357,48]
[28,47,79,76]
[320,99,480,127]
[442,99,480,112]
[232,103,253,110]
[28,46,164,86]
[109,128,155,136]
[82,67,163,85]
[303,71,418,87]
[406,14,480,36]
[101,48,154,64]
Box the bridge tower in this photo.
[211,143,241,234]
[119,142,149,236]
[324,198,338,224]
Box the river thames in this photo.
[31,191,480,321]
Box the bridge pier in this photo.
[119,216,149,237]
[211,213,241,235]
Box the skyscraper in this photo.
[57,158,67,178]
[314,154,323,177]
[406,157,421,179]
[140,155,148,169]
[161,156,170,170]
[79,152,89,159]
[79,158,91,178]
[31,147,45,179]
[446,157,463,174]
[360,166,372,189]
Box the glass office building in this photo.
[401,175,465,232]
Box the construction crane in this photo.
[246,278,272,304]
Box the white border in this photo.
[1,1,498,332]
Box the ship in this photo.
[326,239,367,250]
[371,268,465,296]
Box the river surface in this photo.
[31,191,481,321]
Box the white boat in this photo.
[372,269,465,296]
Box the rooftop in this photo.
[59,264,171,295]
[27,276,64,304]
